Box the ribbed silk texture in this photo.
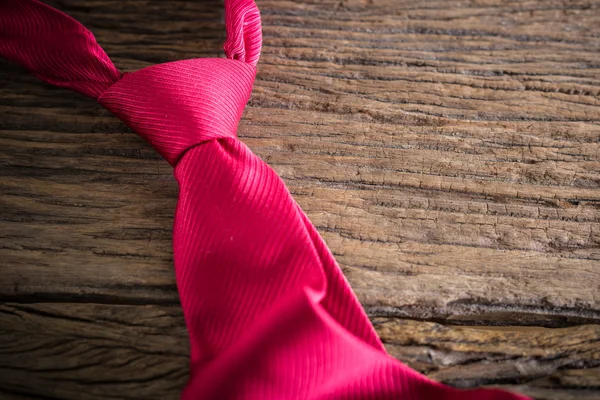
[0,1,530,399]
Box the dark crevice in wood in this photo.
[366,304,600,328]
[0,291,180,306]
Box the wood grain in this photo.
[0,303,188,400]
[1,303,599,400]
[1,0,599,398]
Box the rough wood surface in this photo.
[1,0,599,398]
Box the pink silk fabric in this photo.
[0,1,530,399]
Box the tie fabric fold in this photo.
[0,1,530,399]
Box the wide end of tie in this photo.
[98,58,257,166]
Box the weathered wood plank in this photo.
[375,317,600,381]
[0,303,188,400]
[1,303,599,399]
[1,0,599,322]
[375,317,600,399]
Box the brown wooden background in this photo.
[1,0,599,399]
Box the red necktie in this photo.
[0,1,530,399]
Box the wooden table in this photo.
[1,1,599,399]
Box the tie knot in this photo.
[98,58,256,166]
